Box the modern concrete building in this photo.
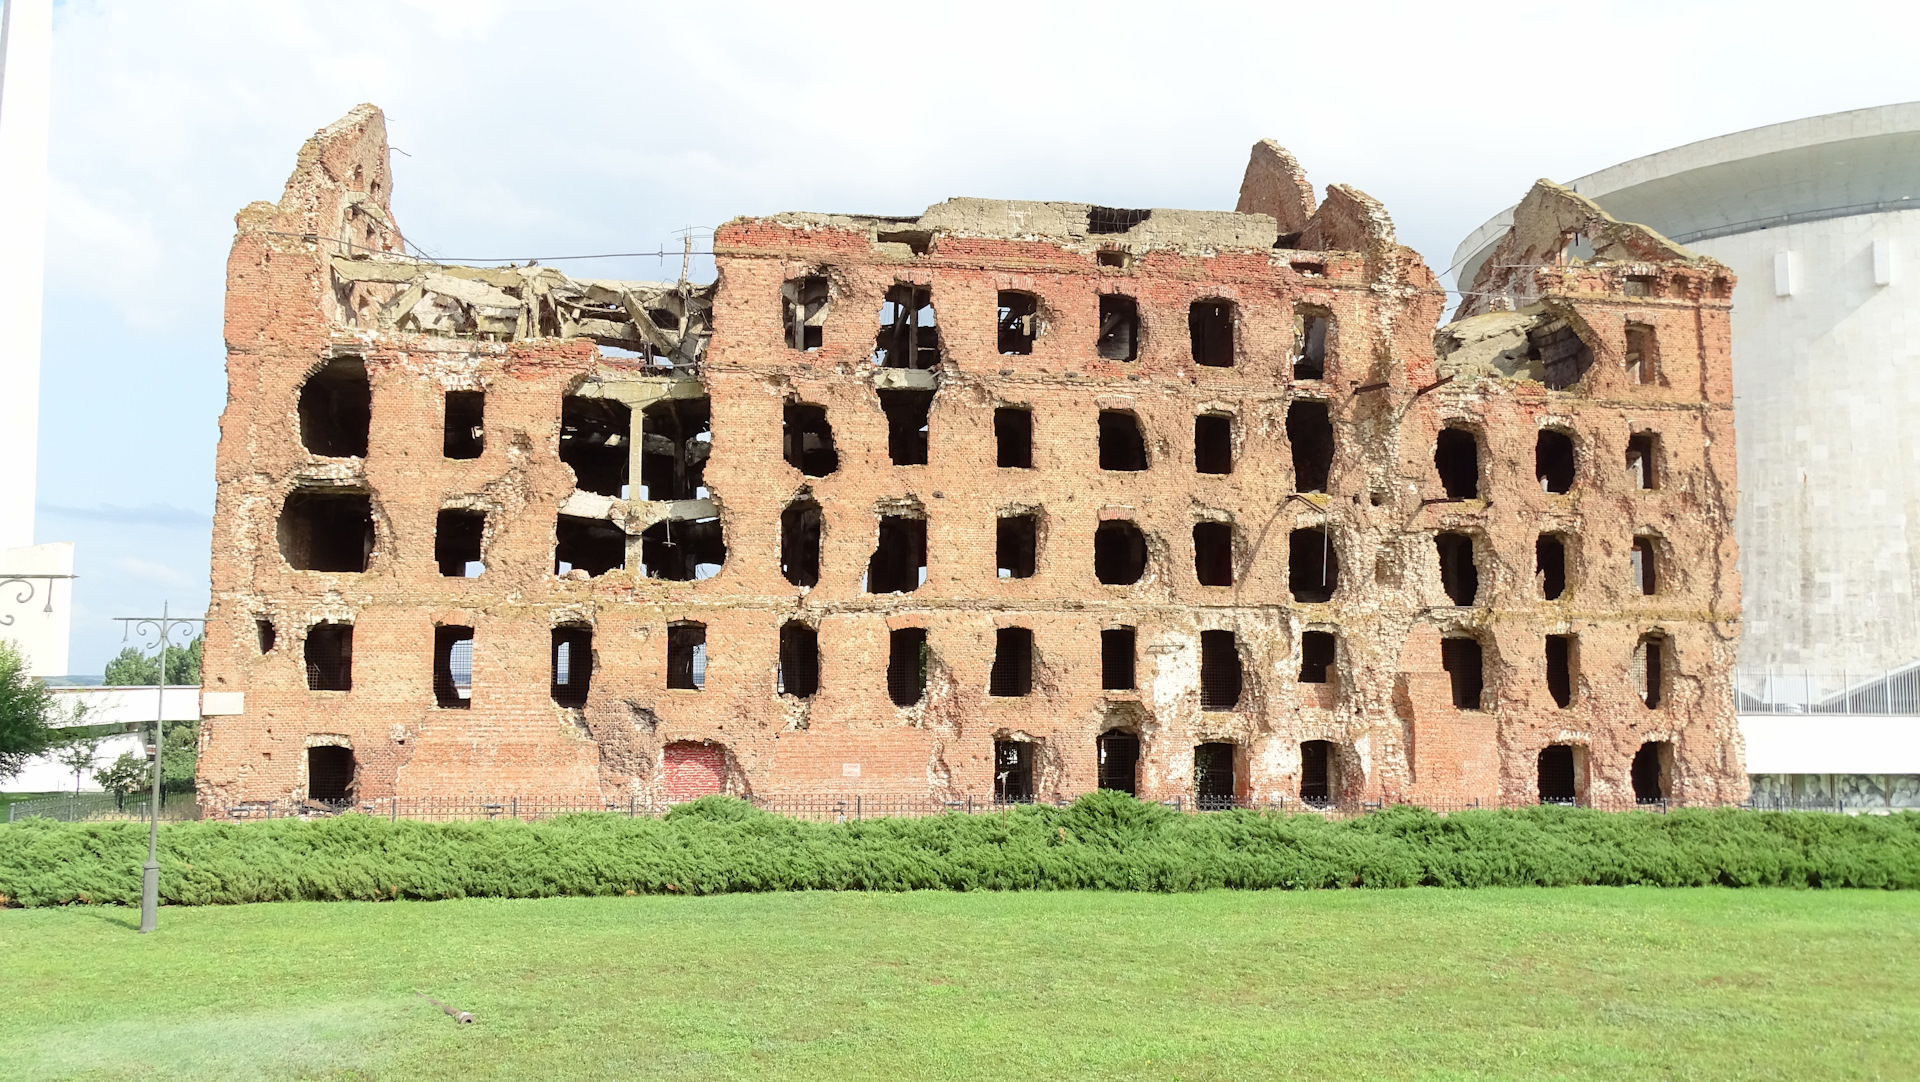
[1455,103,1920,808]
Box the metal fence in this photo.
[6,791,198,823]
[1735,667,1920,714]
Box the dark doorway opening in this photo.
[878,389,934,466]
[995,408,1033,468]
[1290,527,1337,602]
[1435,428,1479,499]
[1287,400,1333,492]
[1631,537,1657,595]
[995,740,1034,803]
[433,625,473,708]
[1096,295,1139,361]
[1537,534,1567,600]
[1098,410,1148,471]
[1097,731,1139,794]
[560,396,631,498]
[989,627,1034,697]
[298,358,371,457]
[1546,634,1574,708]
[304,623,353,691]
[443,390,484,459]
[1199,630,1242,711]
[1194,522,1235,587]
[279,491,374,572]
[1293,311,1328,379]
[778,621,818,698]
[1094,520,1148,585]
[639,517,724,581]
[1636,633,1666,708]
[1194,414,1232,475]
[1189,300,1234,366]
[1101,627,1136,690]
[639,396,710,500]
[781,500,822,588]
[1626,432,1658,489]
[997,292,1039,355]
[256,619,276,654]
[1441,637,1483,710]
[783,402,839,476]
[555,515,626,577]
[1300,630,1335,683]
[1436,532,1478,606]
[551,626,593,704]
[1194,742,1237,809]
[307,745,355,803]
[887,628,928,706]
[1299,739,1333,805]
[666,622,706,691]
[1537,429,1575,493]
[997,515,1038,579]
[434,509,484,578]
[1538,744,1577,804]
[867,515,927,593]
[1632,741,1671,802]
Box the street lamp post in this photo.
[115,601,205,934]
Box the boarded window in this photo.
[1538,534,1568,600]
[1634,633,1666,708]
[666,622,706,691]
[1194,742,1236,809]
[783,402,838,477]
[877,389,933,466]
[1101,627,1136,690]
[1096,295,1139,361]
[995,408,1033,468]
[307,745,355,803]
[1299,739,1333,805]
[1287,400,1333,492]
[994,740,1034,802]
[434,509,484,578]
[1290,527,1337,602]
[1098,410,1148,471]
[304,623,353,691]
[443,390,484,459]
[778,621,818,698]
[298,358,370,457]
[639,396,710,501]
[279,491,374,573]
[1631,741,1672,802]
[1537,429,1575,493]
[552,626,593,704]
[1194,414,1232,475]
[1546,634,1573,708]
[433,625,473,709]
[780,500,822,588]
[1299,630,1335,683]
[1625,323,1659,384]
[1094,520,1148,585]
[1194,522,1235,587]
[1441,637,1483,710]
[556,515,626,578]
[1189,300,1233,367]
[872,285,941,369]
[1293,310,1328,380]
[664,741,726,800]
[1631,537,1657,595]
[560,396,631,498]
[989,627,1034,697]
[1625,432,1658,490]
[887,628,928,706]
[867,515,927,594]
[639,517,724,581]
[1435,428,1479,499]
[1199,630,1242,711]
[783,275,829,351]
[997,292,1039,355]
[1436,532,1477,606]
[1097,730,1139,794]
[1538,745,1578,803]
[997,515,1038,579]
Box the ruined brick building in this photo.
[196,104,1748,811]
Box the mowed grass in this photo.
[3,889,1915,1081]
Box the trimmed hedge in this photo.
[3,793,1918,906]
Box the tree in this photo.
[95,753,147,806]
[53,734,104,794]
[103,637,203,686]
[0,639,58,783]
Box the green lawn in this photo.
[2,890,1914,1081]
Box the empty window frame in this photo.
[783,274,829,351]
[1631,537,1658,595]
[1194,522,1235,587]
[1096,295,1140,361]
[1634,632,1667,708]
[552,626,593,705]
[777,621,818,698]
[1101,627,1136,690]
[1189,300,1234,367]
[997,515,1038,579]
[872,285,940,369]
[1435,427,1479,499]
[1097,730,1140,794]
[279,491,374,572]
[256,619,277,654]
[997,292,1039,355]
[1286,400,1333,492]
[989,627,1034,697]
[1194,742,1237,808]
[1098,410,1148,471]
[782,401,838,477]
[1299,630,1336,683]
[666,622,706,691]
[639,396,710,500]
[1194,414,1232,475]
[443,390,484,459]
[1537,429,1575,493]
[639,517,725,581]
[434,625,474,708]
[1094,520,1148,585]
[1299,739,1334,805]
[1538,533,1568,600]
[1545,634,1574,708]
[1293,309,1329,380]
[995,408,1033,468]
[298,358,371,457]
[304,623,353,691]
[434,509,484,578]
[1199,630,1242,711]
[867,515,927,594]
[556,515,627,578]
[1435,532,1478,606]
[1440,636,1483,710]
[1527,320,1594,390]
[1289,527,1337,602]
[878,389,933,466]
[307,745,355,803]
[1537,744,1578,803]
[1624,323,1659,385]
[560,396,631,498]
[1631,740,1672,802]
[1625,432,1659,490]
[887,628,929,706]
[780,499,823,588]
[994,740,1035,803]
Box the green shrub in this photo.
[2,796,1916,907]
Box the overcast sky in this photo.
[32,0,1920,671]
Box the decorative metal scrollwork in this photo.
[0,575,71,627]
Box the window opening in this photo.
[997,292,1039,355]
[989,627,1034,697]
[1625,433,1658,490]
[1634,633,1666,708]
[1625,323,1659,385]
[443,390,484,459]
[1194,522,1235,587]
[307,745,355,803]
[867,515,927,594]
[1299,739,1333,806]
[1087,206,1150,234]
[1631,537,1657,595]
[1098,410,1147,471]
[552,626,593,704]
[279,491,374,573]
[1096,295,1140,361]
[1631,741,1672,802]
[995,407,1033,468]
[1094,520,1148,585]
[1527,321,1594,390]
[1101,627,1136,690]
[305,623,353,691]
[639,396,710,501]
[666,622,706,691]
[1538,744,1577,803]
[1441,637,1483,710]
[780,500,823,588]
[1436,532,1478,606]
[1194,414,1232,475]
[1097,730,1139,793]
[434,625,474,708]
[1194,742,1236,809]
[782,402,838,476]
[872,285,940,369]
[1299,630,1335,683]
[555,515,627,578]
[1290,527,1337,602]
[1537,429,1575,493]
[997,515,1038,579]
[783,275,829,351]
[435,509,485,577]
[1096,249,1130,269]
[1623,274,1657,297]
[994,741,1034,803]
[877,389,933,466]
[560,396,631,498]
[298,358,371,457]
[1435,428,1479,499]
[778,621,818,698]
[1293,311,1328,380]
[256,619,276,654]
[1287,400,1333,492]
[1189,300,1233,367]
[1199,630,1242,711]
[1546,634,1573,708]
[1538,534,1567,600]
[887,628,929,706]
[639,517,724,580]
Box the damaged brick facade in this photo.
[197,107,1747,811]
